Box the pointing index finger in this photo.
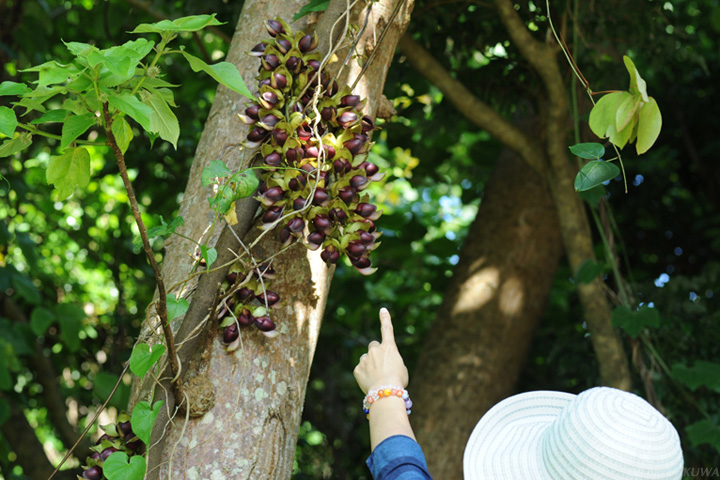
[379,307,395,344]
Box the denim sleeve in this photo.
[366,435,433,479]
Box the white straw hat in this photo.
[463,387,683,480]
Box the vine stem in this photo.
[102,103,183,400]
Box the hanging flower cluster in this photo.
[78,414,145,479]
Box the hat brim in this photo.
[463,390,575,480]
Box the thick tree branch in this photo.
[397,34,543,174]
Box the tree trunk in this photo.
[128,1,414,478]
[410,147,563,479]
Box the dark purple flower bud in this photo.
[215,302,229,320]
[265,19,285,37]
[313,187,329,205]
[250,42,266,56]
[285,147,303,164]
[298,33,318,53]
[325,80,339,96]
[307,231,326,246]
[227,271,238,283]
[365,220,377,233]
[96,433,113,445]
[297,124,313,142]
[351,256,372,269]
[258,77,271,88]
[118,421,133,435]
[271,72,287,89]
[350,175,368,189]
[262,205,284,223]
[321,246,340,264]
[224,323,239,343]
[304,145,319,158]
[285,56,302,73]
[247,127,270,143]
[245,105,261,121]
[257,264,276,278]
[329,208,348,223]
[293,197,307,210]
[261,114,280,127]
[338,186,357,204]
[264,152,282,167]
[262,54,280,71]
[273,129,288,146]
[101,447,119,461]
[258,291,280,306]
[333,159,349,173]
[361,115,375,134]
[360,231,376,245]
[260,91,279,109]
[263,186,285,203]
[346,240,367,258]
[307,59,321,70]
[337,111,358,129]
[255,315,276,332]
[355,203,377,218]
[360,161,379,176]
[90,451,101,460]
[324,145,336,159]
[300,162,317,173]
[321,106,337,122]
[238,309,254,326]
[288,217,305,233]
[276,38,291,54]
[313,214,331,233]
[288,174,307,190]
[257,181,268,194]
[83,466,104,480]
[341,95,361,107]
[344,136,367,155]
[238,287,255,302]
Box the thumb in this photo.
[379,307,395,345]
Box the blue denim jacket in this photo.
[366,435,433,479]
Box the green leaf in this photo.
[56,303,85,353]
[0,81,31,96]
[145,89,179,149]
[136,215,184,248]
[293,0,331,20]
[63,41,98,58]
[60,114,95,149]
[108,93,153,133]
[130,400,163,446]
[574,259,605,284]
[103,452,147,480]
[615,93,641,132]
[92,371,130,410]
[201,160,231,187]
[611,304,660,338]
[11,274,40,304]
[30,307,56,336]
[21,61,82,88]
[47,147,91,200]
[569,142,605,160]
[200,245,217,268]
[623,55,648,102]
[233,169,260,199]
[574,160,620,191]
[0,133,32,158]
[111,116,134,154]
[686,420,720,452]
[636,97,661,155]
[30,109,68,124]
[180,51,253,99]
[0,107,18,137]
[589,91,628,140]
[129,343,166,378]
[132,14,223,34]
[166,294,189,320]
[671,361,720,392]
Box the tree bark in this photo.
[128,1,415,478]
[410,147,563,479]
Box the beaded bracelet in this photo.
[362,385,413,417]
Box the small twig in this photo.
[102,103,183,401]
[47,364,130,480]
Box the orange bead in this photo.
[383,388,392,397]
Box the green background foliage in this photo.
[1,0,719,478]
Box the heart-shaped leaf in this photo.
[574,160,620,191]
[166,294,189,320]
[131,400,163,446]
[103,452,146,480]
[129,343,166,377]
[611,305,660,338]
